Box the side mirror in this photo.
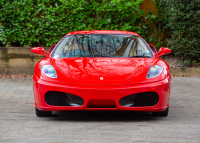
[155,47,171,58]
[31,47,50,58]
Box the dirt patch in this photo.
[0,74,32,79]
[161,56,184,68]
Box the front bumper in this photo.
[33,76,171,112]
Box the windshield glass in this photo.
[51,34,153,58]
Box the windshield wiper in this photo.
[77,55,93,57]
[93,55,110,57]
[130,55,151,58]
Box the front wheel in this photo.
[152,107,169,117]
[35,107,52,117]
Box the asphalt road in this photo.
[0,77,200,143]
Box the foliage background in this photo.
[0,0,145,47]
[162,0,200,64]
[0,0,200,64]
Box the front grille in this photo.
[119,92,159,107]
[45,91,84,106]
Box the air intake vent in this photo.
[119,92,159,107]
[45,91,84,106]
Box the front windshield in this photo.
[51,34,153,58]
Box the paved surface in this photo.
[0,77,200,143]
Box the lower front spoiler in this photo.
[34,76,171,112]
[36,105,168,112]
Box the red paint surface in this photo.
[32,30,171,112]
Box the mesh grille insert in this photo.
[119,92,159,107]
[45,91,84,106]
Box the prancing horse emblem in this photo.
[100,77,104,80]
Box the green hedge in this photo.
[1,0,199,64]
[163,0,200,64]
[0,0,146,47]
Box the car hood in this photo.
[49,57,160,85]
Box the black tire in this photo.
[152,107,169,117]
[35,107,52,117]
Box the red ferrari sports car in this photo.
[31,30,171,117]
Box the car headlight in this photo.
[146,65,163,78]
[40,65,57,78]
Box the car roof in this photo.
[67,30,140,36]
